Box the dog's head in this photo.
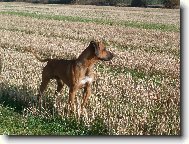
[89,40,114,61]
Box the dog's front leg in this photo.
[68,86,78,115]
[81,83,91,114]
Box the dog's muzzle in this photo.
[99,51,114,61]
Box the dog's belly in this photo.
[80,76,93,85]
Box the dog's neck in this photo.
[77,56,98,68]
[77,47,98,68]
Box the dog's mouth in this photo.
[100,58,114,66]
[98,52,114,61]
[98,57,111,61]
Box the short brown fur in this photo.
[29,40,114,114]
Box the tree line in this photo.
[1,0,179,9]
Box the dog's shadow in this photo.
[0,82,56,115]
[0,82,111,135]
[0,83,32,113]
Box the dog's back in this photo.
[43,59,76,87]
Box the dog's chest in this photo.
[80,76,93,85]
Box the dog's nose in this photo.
[111,53,117,58]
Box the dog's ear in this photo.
[90,41,99,56]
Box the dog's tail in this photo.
[26,48,49,62]
[31,52,49,62]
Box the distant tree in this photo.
[131,0,147,7]
[107,0,118,5]
[163,0,179,8]
[0,0,14,1]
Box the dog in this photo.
[29,40,114,114]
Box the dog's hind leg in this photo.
[55,78,64,109]
[38,75,50,111]
[55,79,64,94]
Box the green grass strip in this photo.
[0,11,179,32]
[0,105,110,135]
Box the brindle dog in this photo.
[30,40,114,114]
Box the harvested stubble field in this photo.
[0,2,180,135]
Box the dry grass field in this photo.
[0,2,180,135]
